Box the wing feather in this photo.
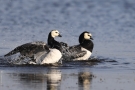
[4,41,49,58]
[62,45,87,60]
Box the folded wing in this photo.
[62,45,87,60]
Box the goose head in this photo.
[79,31,93,44]
[50,30,62,38]
[48,30,63,52]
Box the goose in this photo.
[37,30,63,64]
[65,31,94,60]
[4,30,65,64]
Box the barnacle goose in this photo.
[4,30,64,64]
[37,30,63,64]
[65,31,94,60]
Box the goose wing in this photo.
[69,45,87,59]
[33,50,50,64]
[60,42,68,47]
[4,41,49,58]
[70,51,86,59]
[62,45,86,60]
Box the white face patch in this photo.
[51,30,60,38]
[84,33,92,40]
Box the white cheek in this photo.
[51,32,56,38]
[56,33,59,36]
[84,35,90,39]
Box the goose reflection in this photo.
[47,69,61,90]
[78,72,94,90]
[7,69,62,90]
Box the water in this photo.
[0,0,135,90]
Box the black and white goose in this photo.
[66,31,94,60]
[4,30,64,64]
[37,30,63,64]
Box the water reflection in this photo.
[5,69,62,90]
[0,68,95,90]
[78,72,93,90]
[47,70,61,90]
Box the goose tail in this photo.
[4,47,20,57]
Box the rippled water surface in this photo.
[0,0,135,90]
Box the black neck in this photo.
[79,33,84,44]
[47,32,62,52]
[80,39,94,52]
[48,32,54,47]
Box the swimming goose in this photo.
[37,30,63,64]
[65,31,94,60]
[4,30,64,64]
